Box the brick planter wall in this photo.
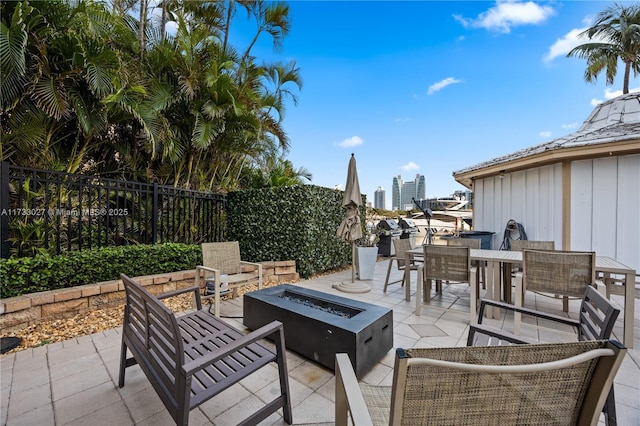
[0,260,298,332]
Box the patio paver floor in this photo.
[1,258,638,425]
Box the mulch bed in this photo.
[0,265,351,355]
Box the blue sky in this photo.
[230,1,640,207]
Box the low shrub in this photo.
[0,243,201,298]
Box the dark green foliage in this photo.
[0,243,201,298]
[226,185,364,278]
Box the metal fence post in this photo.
[152,183,158,244]
[1,161,9,258]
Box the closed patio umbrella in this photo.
[334,154,370,293]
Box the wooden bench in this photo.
[118,274,292,426]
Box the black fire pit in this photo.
[243,285,393,378]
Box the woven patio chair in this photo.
[510,239,555,252]
[514,249,603,331]
[468,286,621,425]
[383,238,420,292]
[335,340,626,426]
[195,241,262,317]
[505,240,556,302]
[446,237,486,288]
[415,244,477,322]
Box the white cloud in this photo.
[544,28,586,62]
[395,118,410,123]
[337,136,364,148]
[454,1,556,34]
[401,161,420,171]
[165,21,178,36]
[539,131,552,138]
[428,77,462,95]
[544,26,613,63]
[602,87,640,99]
[592,87,640,106]
[562,123,578,129]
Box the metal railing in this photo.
[0,162,226,258]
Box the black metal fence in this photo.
[0,162,227,258]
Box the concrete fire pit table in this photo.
[243,285,393,378]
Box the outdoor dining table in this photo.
[405,246,636,348]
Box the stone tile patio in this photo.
[1,258,638,425]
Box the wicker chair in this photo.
[195,241,262,317]
[468,286,621,425]
[514,249,602,332]
[446,237,486,288]
[510,240,555,252]
[415,245,477,322]
[335,340,626,426]
[383,239,420,292]
[504,240,555,303]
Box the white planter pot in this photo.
[355,246,378,280]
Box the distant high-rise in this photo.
[374,187,386,209]
[392,176,402,210]
[392,174,426,210]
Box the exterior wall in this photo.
[571,154,640,272]
[471,154,639,272]
[472,164,563,250]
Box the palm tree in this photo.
[1,0,304,193]
[0,0,122,172]
[567,2,640,94]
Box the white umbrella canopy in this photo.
[334,154,371,292]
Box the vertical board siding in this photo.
[474,165,561,250]
[571,161,595,251]
[473,154,638,272]
[616,154,640,271]
[592,157,619,258]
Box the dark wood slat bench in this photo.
[118,274,292,426]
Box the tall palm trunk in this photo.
[139,0,148,62]
[160,0,167,43]
[623,61,631,94]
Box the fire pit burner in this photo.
[244,285,393,378]
[277,290,361,318]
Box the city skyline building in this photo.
[374,186,385,209]
[392,176,402,211]
[391,174,426,210]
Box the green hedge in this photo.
[227,185,364,278]
[0,243,201,298]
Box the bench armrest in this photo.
[181,320,284,376]
[335,353,372,426]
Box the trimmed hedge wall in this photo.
[0,243,201,298]
[227,185,364,278]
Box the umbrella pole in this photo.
[333,242,371,293]
[352,242,356,283]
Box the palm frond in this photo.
[32,76,70,120]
